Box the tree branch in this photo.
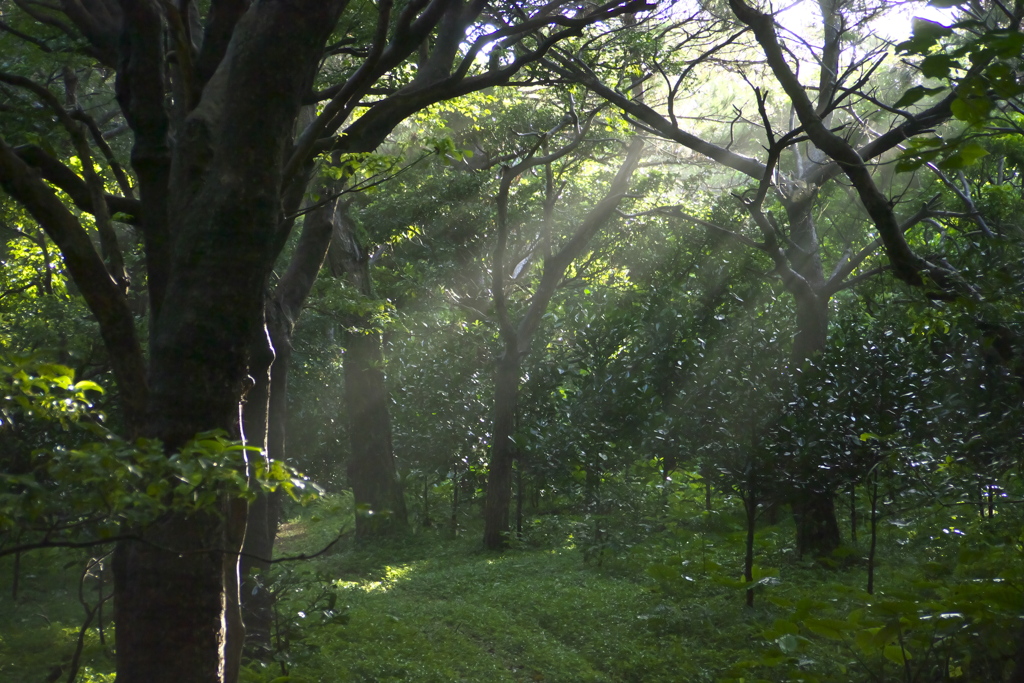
[0,138,148,432]
[728,0,968,295]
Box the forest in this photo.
[0,0,1022,681]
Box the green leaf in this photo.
[938,141,989,170]
[803,617,848,640]
[920,54,959,79]
[883,644,911,664]
[72,380,104,394]
[776,633,801,654]
[896,18,953,54]
[855,628,882,653]
[893,85,946,109]
[950,96,992,125]
[771,619,800,637]
[987,30,1024,58]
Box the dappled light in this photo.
[2,0,1024,680]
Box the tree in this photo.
[546,0,981,556]
[480,105,645,549]
[0,0,652,679]
[327,201,409,538]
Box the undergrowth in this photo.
[2,487,1020,683]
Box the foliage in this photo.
[0,356,318,556]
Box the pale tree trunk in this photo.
[783,195,841,558]
[328,206,408,538]
[482,137,645,550]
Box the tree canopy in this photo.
[1,0,1023,681]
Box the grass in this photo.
[2,488,1021,683]
[0,548,115,683]
[243,496,819,683]
[251,532,741,683]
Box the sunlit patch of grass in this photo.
[268,526,752,683]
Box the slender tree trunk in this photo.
[239,307,288,656]
[239,167,336,653]
[481,138,644,552]
[744,490,757,608]
[849,483,857,544]
[422,476,431,528]
[867,471,879,594]
[450,470,460,535]
[515,460,524,538]
[483,353,520,550]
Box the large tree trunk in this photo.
[483,352,520,550]
[113,5,345,681]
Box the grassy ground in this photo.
[238,495,887,683]
[248,511,755,683]
[0,547,114,683]
[2,490,1020,683]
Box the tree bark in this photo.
[793,488,841,559]
[114,4,347,682]
[241,174,338,652]
[329,206,408,538]
[343,326,409,537]
[482,137,644,550]
[483,352,521,549]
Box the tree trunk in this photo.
[793,488,841,559]
[328,206,408,538]
[867,472,879,594]
[113,512,229,682]
[744,491,757,608]
[113,5,345,679]
[783,195,841,558]
[239,181,335,649]
[450,469,460,535]
[344,328,409,538]
[788,284,840,557]
[849,483,857,544]
[483,353,520,550]
[239,307,288,657]
[791,287,828,364]
[515,460,524,538]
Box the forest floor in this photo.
[235,494,913,683]
[250,517,752,682]
[2,491,1016,683]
